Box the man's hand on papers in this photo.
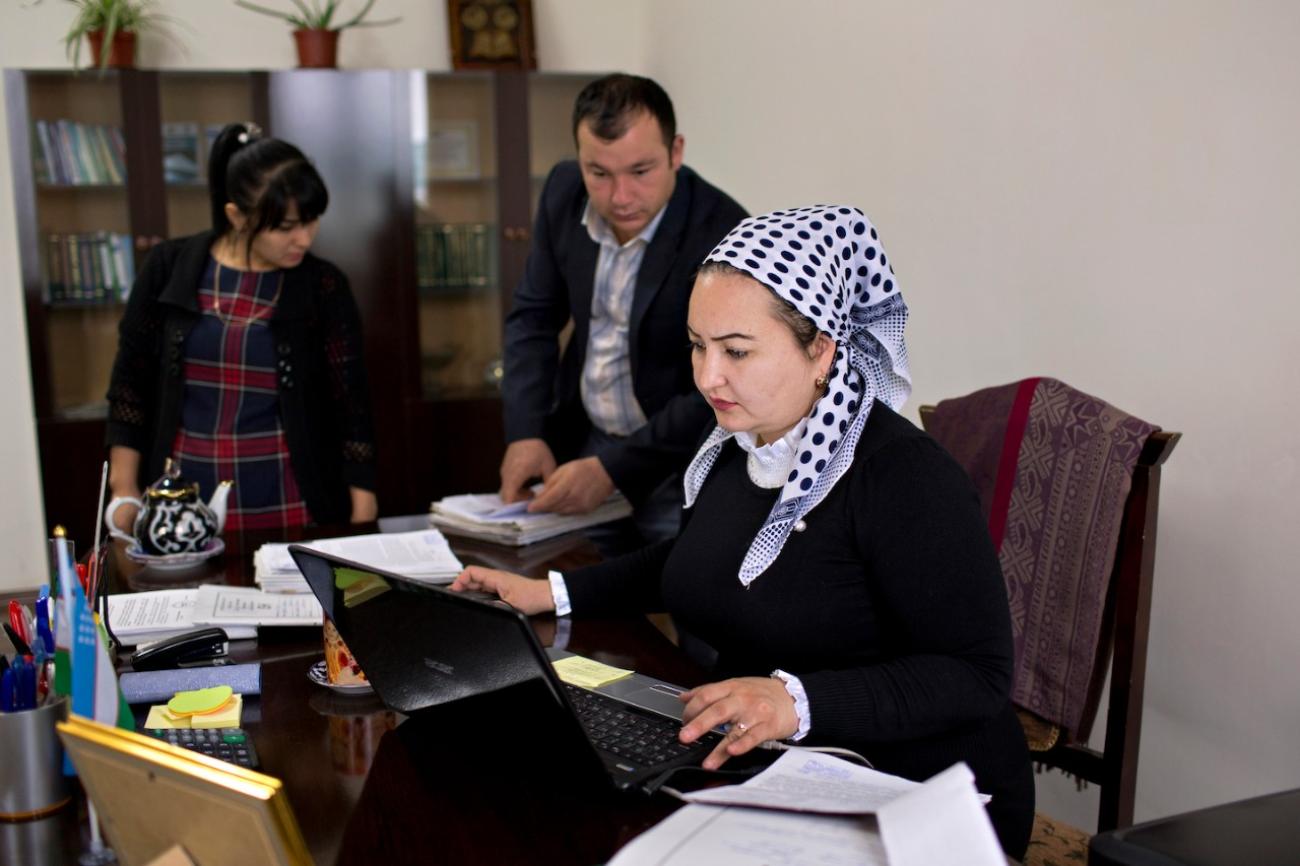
[526,456,615,515]
[679,676,799,770]
[449,566,556,615]
[499,439,558,504]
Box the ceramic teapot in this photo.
[105,459,232,555]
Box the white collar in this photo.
[735,418,809,489]
[581,199,668,249]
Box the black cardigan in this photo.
[105,231,376,524]
[564,404,1034,856]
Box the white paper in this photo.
[682,750,928,814]
[608,804,887,866]
[254,528,464,592]
[429,491,633,545]
[105,589,257,644]
[191,585,323,627]
[877,763,1006,866]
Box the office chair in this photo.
[919,378,1179,848]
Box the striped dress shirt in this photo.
[578,201,668,437]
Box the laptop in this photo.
[288,545,722,793]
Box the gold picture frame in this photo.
[57,715,312,866]
[447,0,537,70]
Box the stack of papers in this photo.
[107,589,258,646]
[611,753,1004,866]
[106,585,322,646]
[253,528,464,593]
[429,492,632,546]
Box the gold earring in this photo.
[815,374,829,389]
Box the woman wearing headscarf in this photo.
[452,206,1034,857]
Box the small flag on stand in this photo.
[56,542,131,740]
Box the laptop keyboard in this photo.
[564,683,718,768]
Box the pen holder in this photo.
[0,696,71,822]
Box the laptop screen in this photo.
[290,545,562,716]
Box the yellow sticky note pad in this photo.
[145,704,190,730]
[552,655,634,689]
[191,693,242,729]
[167,685,234,717]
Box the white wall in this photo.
[4,0,1299,833]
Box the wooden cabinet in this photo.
[267,69,593,518]
[6,68,593,543]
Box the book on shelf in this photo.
[416,223,494,291]
[162,121,202,185]
[429,490,633,546]
[30,119,127,186]
[43,231,135,305]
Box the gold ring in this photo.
[733,721,750,736]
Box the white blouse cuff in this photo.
[771,669,811,741]
[547,569,572,617]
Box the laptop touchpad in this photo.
[616,683,688,720]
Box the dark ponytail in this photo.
[207,122,330,254]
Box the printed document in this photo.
[681,749,928,814]
[106,589,257,645]
[191,585,322,628]
[608,804,887,866]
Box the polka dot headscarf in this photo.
[684,205,911,586]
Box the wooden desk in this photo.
[4,525,707,865]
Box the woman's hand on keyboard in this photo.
[677,676,798,769]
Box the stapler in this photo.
[129,627,230,671]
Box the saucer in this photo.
[308,660,373,695]
[124,537,226,571]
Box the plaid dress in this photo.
[170,258,311,531]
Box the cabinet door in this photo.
[416,71,501,399]
[15,71,136,421]
[157,72,267,239]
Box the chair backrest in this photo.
[920,400,1179,832]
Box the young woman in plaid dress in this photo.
[105,123,377,535]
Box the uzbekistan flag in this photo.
[56,542,132,731]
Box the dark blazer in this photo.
[501,161,747,503]
[105,231,377,524]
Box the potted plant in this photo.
[234,0,400,69]
[57,0,164,71]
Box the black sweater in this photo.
[566,404,1034,856]
[105,232,376,524]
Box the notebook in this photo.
[288,545,721,792]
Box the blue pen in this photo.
[0,665,14,712]
[17,658,36,710]
[36,594,54,655]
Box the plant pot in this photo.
[293,29,339,69]
[87,29,136,69]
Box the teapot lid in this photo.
[147,458,200,500]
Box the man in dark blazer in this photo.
[499,74,747,548]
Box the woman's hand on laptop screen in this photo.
[449,566,556,615]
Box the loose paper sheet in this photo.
[191,585,322,627]
[608,804,888,866]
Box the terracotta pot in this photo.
[87,29,136,69]
[293,29,340,69]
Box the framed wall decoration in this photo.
[447,0,537,70]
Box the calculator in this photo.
[144,728,260,769]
